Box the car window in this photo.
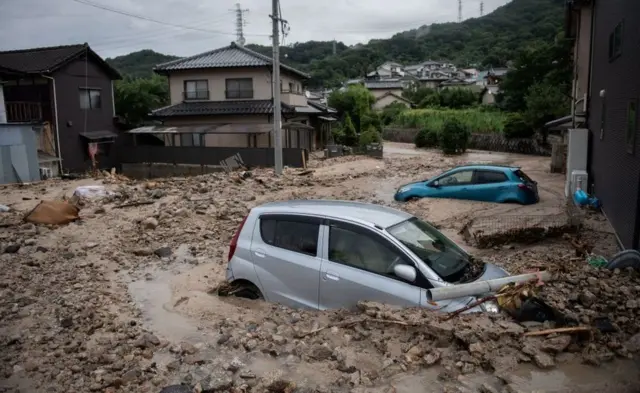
[513,169,533,183]
[260,218,319,256]
[328,225,409,277]
[476,170,508,184]
[438,170,473,186]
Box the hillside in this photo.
[108,0,564,86]
[106,50,180,78]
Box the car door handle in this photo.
[254,249,266,258]
[324,271,340,281]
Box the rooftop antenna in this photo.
[232,3,249,46]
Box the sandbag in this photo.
[24,200,80,225]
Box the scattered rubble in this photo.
[0,152,639,393]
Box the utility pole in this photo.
[458,0,462,22]
[271,0,283,175]
[480,1,484,16]
[232,3,249,46]
[332,39,337,55]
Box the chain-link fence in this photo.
[459,201,586,249]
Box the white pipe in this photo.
[42,75,62,175]
[426,271,552,302]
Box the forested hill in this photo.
[249,0,565,87]
[106,0,565,87]
[106,50,179,78]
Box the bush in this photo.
[414,127,438,148]
[438,119,471,154]
[359,126,382,147]
[342,114,358,146]
[394,108,506,134]
[331,127,344,145]
[361,112,383,134]
[503,113,535,139]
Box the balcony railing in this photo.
[225,90,254,99]
[183,90,210,101]
[6,101,43,122]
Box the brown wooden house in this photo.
[0,43,121,175]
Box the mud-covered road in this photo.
[0,145,638,393]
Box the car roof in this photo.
[450,164,520,172]
[254,200,413,228]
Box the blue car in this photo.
[394,164,539,204]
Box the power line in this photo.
[68,0,269,37]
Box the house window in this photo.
[180,133,202,147]
[225,78,253,99]
[608,21,623,62]
[627,100,637,154]
[79,88,101,109]
[184,80,209,100]
[288,82,294,93]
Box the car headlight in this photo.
[481,300,500,314]
[398,186,410,194]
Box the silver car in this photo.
[225,200,508,313]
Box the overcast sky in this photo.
[0,0,509,59]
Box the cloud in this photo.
[0,0,509,58]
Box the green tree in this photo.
[524,82,569,142]
[328,85,375,133]
[342,114,358,146]
[114,74,169,127]
[380,102,409,125]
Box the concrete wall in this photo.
[122,162,223,179]
[373,94,410,110]
[0,84,6,123]
[167,67,306,105]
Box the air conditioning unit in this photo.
[570,170,588,196]
[39,167,52,180]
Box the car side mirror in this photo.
[394,264,417,282]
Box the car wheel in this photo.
[232,282,264,300]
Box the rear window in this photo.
[260,217,319,256]
[513,169,533,183]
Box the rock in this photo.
[180,342,198,355]
[243,339,258,351]
[337,353,358,373]
[154,247,173,258]
[533,352,555,369]
[142,217,159,230]
[134,333,160,349]
[423,351,441,366]
[122,367,141,383]
[160,385,192,393]
[271,334,287,345]
[132,248,153,256]
[4,244,20,254]
[478,383,500,393]
[227,357,244,372]
[60,317,73,329]
[579,290,596,307]
[265,379,294,392]
[541,335,572,354]
[197,369,233,392]
[308,344,333,361]
[625,333,640,352]
[24,238,37,246]
[239,370,256,379]
[184,354,207,365]
[166,361,180,371]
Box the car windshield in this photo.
[387,217,470,282]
